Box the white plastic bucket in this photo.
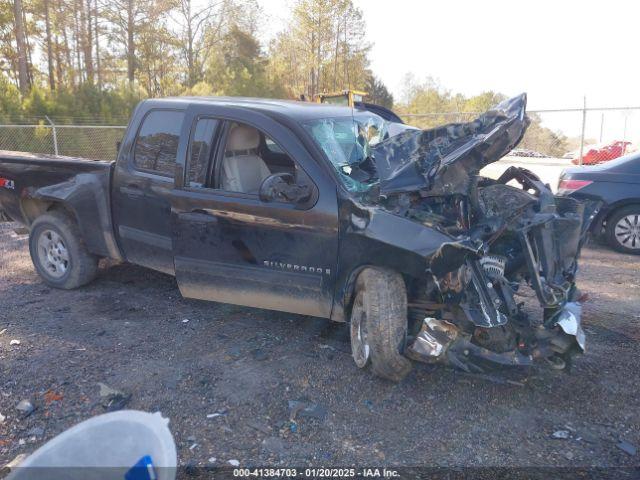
[7,410,177,480]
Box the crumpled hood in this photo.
[372,93,530,196]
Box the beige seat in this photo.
[221,124,271,194]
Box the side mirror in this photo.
[259,173,312,205]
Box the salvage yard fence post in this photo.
[579,96,587,166]
[45,115,58,156]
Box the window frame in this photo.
[131,108,186,178]
[184,115,221,190]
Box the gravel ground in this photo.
[1,221,639,470]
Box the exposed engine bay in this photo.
[360,94,595,372]
[387,168,590,372]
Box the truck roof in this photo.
[144,96,364,121]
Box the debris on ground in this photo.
[0,328,6,335]
[552,430,571,439]
[288,399,328,421]
[182,319,190,324]
[228,459,240,467]
[9,339,20,346]
[97,383,130,411]
[43,390,63,405]
[617,439,637,456]
[15,400,35,416]
[208,457,216,464]
[206,410,227,419]
[0,413,5,424]
[98,383,121,398]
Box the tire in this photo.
[605,205,640,255]
[350,268,412,382]
[29,210,99,289]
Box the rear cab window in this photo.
[133,110,185,176]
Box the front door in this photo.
[170,107,340,318]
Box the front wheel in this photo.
[29,211,99,289]
[350,268,412,382]
[605,205,640,255]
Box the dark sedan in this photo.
[558,152,640,254]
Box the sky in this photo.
[260,0,640,143]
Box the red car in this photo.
[573,140,632,165]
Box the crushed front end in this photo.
[369,94,596,372]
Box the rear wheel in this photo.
[605,205,640,255]
[349,268,412,382]
[29,211,99,289]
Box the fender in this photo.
[29,173,123,260]
[331,198,455,321]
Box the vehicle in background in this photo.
[0,95,593,381]
[311,89,405,124]
[572,140,632,165]
[559,152,640,254]
[314,89,368,107]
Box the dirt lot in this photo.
[1,221,639,470]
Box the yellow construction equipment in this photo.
[314,90,368,107]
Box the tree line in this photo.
[0,0,393,122]
[1,0,567,155]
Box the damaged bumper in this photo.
[408,300,585,372]
[395,151,595,372]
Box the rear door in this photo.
[112,108,186,274]
[169,106,340,318]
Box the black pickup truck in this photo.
[0,95,595,381]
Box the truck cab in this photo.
[112,98,343,319]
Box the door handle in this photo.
[179,210,219,224]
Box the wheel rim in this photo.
[37,229,69,278]
[350,300,370,368]
[614,214,640,250]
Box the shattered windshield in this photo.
[303,94,528,197]
[303,114,412,193]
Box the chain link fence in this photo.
[0,105,638,165]
[400,106,640,165]
[0,119,126,161]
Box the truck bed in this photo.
[0,150,121,260]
